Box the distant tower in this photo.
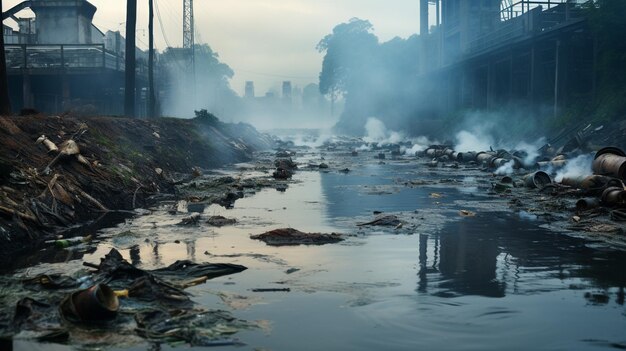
[183,0,194,50]
[245,81,255,98]
[183,0,195,100]
[282,81,292,99]
[183,0,195,71]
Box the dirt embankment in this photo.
[0,114,273,262]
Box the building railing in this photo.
[4,44,147,75]
[500,0,581,21]
[467,1,587,55]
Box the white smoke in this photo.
[514,139,545,165]
[555,154,594,183]
[494,160,515,176]
[403,136,433,155]
[455,130,494,153]
[363,117,405,145]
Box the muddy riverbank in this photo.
[0,113,274,267]
[0,131,626,351]
[1,133,625,350]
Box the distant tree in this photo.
[159,44,239,117]
[124,0,137,117]
[0,0,12,115]
[316,18,378,99]
[317,18,424,133]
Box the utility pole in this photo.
[183,0,195,104]
[124,0,137,117]
[0,0,12,115]
[148,0,156,118]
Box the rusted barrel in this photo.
[524,171,552,189]
[60,284,119,322]
[601,186,626,206]
[561,175,623,191]
[593,147,626,181]
[576,197,601,211]
[490,158,510,168]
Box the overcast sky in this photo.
[4,0,422,96]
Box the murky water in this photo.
[8,154,626,350]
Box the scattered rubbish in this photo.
[59,284,119,323]
[273,168,293,179]
[207,215,237,227]
[36,135,59,153]
[357,215,401,227]
[319,163,329,169]
[251,228,344,246]
[459,210,476,217]
[600,187,626,206]
[593,147,626,181]
[46,235,93,248]
[561,175,623,194]
[429,193,443,199]
[523,171,552,189]
[178,213,201,226]
[285,268,300,274]
[251,288,291,293]
[576,197,601,211]
[610,209,626,222]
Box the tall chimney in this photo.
[420,0,429,35]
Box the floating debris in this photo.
[250,228,344,246]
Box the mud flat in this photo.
[0,113,273,267]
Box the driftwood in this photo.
[0,205,38,223]
[36,135,59,153]
[72,186,109,212]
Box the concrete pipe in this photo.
[490,158,510,168]
[476,152,496,166]
[524,171,552,189]
[593,147,626,181]
[536,160,567,169]
[443,148,455,157]
[458,151,477,163]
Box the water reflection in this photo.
[416,213,626,299]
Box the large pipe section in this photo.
[593,147,626,181]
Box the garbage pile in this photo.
[273,150,298,179]
[418,142,626,229]
[1,248,254,347]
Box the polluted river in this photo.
[2,133,626,351]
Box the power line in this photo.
[154,0,172,48]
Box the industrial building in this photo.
[419,0,594,118]
[1,0,148,116]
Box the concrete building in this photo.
[2,0,148,115]
[418,0,593,118]
[244,81,255,99]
